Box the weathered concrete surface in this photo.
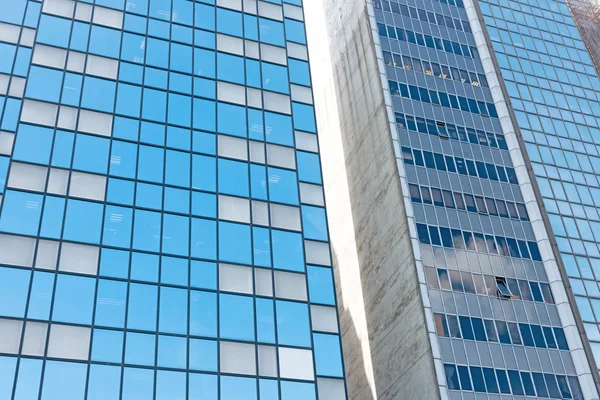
[304,1,441,399]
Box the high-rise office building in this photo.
[0,0,348,399]
[307,0,600,398]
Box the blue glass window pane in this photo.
[116,83,142,117]
[0,43,16,74]
[292,102,316,133]
[168,93,192,126]
[13,358,42,400]
[157,370,186,400]
[14,124,54,164]
[136,182,163,210]
[0,266,30,317]
[256,298,275,343]
[0,190,43,235]
[251,164,268,200]
[307,266,335,305]
[125,332,156,366]
[189,338,218,372]
[39,195,64,237]
[265,112,293,145]
[289,59,310,86]
[82,76,116,112]
[166,149,191,187]
[192,191,217,218]
[87,365,121,400]
[92,329,124,363]
[73,134,110,174]
[217,8,243,37]
[219,221,252,264]
[190,290,217,337]
[217,53,245,84]
[27,271,54,320]
[193,155,216,191]
[0,357,15,399]
[219,158,249,196]
[37,15,71,48]
[103,205,133,248]
[63,199,103,244]
[253,227,272,267]
[313,333,344,377]
[221,376,257,400]
[262,62,289,94]
[191,218,217,260]
[26,66,63,102]
[52,274,95,324]
[276,300,311,347]
[259,18,284,46]
[259,379,279,400]
[191,261,217,289]
[220,293,255,341]
[127,283,158,331]
[285,19,306,44]
[301,205,328,241]
[95,278,127,327]
[123,367,154,400]
[157,335,187,368]
[268,167,298,204]
[41,361,87,400]
[297,151,322,184]
[164,187,190,213]
[110,140,138,178]
[61,73,82,106]
[281,381,316,400]
[133,209,162,251]
[131,252,159,283]
[189,373,218,400]
[218,102,247,137]
[70,22,90,52]
[272,229,304,272]
[89,25,122,58]
[163,213,189,256]
[161,256,188,286]
[194,48,216,79]
[159,287,188,334]
[0,0,26,24]
[142,88,167,122]
[193,131,216,154]
[195,4,215,30]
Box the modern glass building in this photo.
[308,0,600,397]
[0,0,348,399]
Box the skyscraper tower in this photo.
[307,0,600,398]
[0,0,348,399]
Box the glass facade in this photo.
[0,0,347,398]
[373,0,596,397]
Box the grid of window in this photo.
[0,0,348,398]
[374,0,589,395]
[479,0,600,372]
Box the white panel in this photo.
[247,88,262,108]
[93,6,124,29]
[251,200,269,226]
[0,318,22,354]
[35,239,59,270]
[254,268,273,297]
[22,322,48,356]
[258,345,278,377]
[270,203,301,231]
[258,1,282,20]
[291,84,313,104]
[311,305,339,333]
[69,171,106,201]
[217,0,242,11]
[218,135,248,161]
[33,44,67,69]
[8,162,48,192]
[278,347,314,380]
[299,183,324,206]
[260,44,287,65]
[249,140,265,164]
[0,234,35,267]
[66,51,86,73]
[217,33,244,56]
[274,270,307,301]
[20,28,36,47]
[85,55,119,80]
[317,378,346,400]
[21,100,57,127]
[0,74,7,95]
[283,3,303,21]
[58,106,78,130]
[9,77,26,98]
[59,242,99,275]
[42,0,75,18]
[219,263,253,294]
[78,110,113,137]
[295,131,318,152]
[243,0,257,14]
[219,195,251,223]
[266,144,296,169]
[0,131,15,155]
[286,42,308,61]
[47,324,91,360]
[217,81,246,106]
[0,22,20,44]
[264,92,291,114]
[305,240,331,266]
[220,341,256,375]
[47,168,69,195]
[245,40,259,59]
[74,1,92,21]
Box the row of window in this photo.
[384,50,489,89]
[416,223,543,261]
[390,79,499,118]
[444,363,583,398]
[408,183,529,221]
[527,141,600,177]
[426,267,555,304]
[401,146,518,184]
[375,0,465,11]
[377,23,479,60]
[435,313,569,350]
[375,0,471,34]
[395,112,508,151]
